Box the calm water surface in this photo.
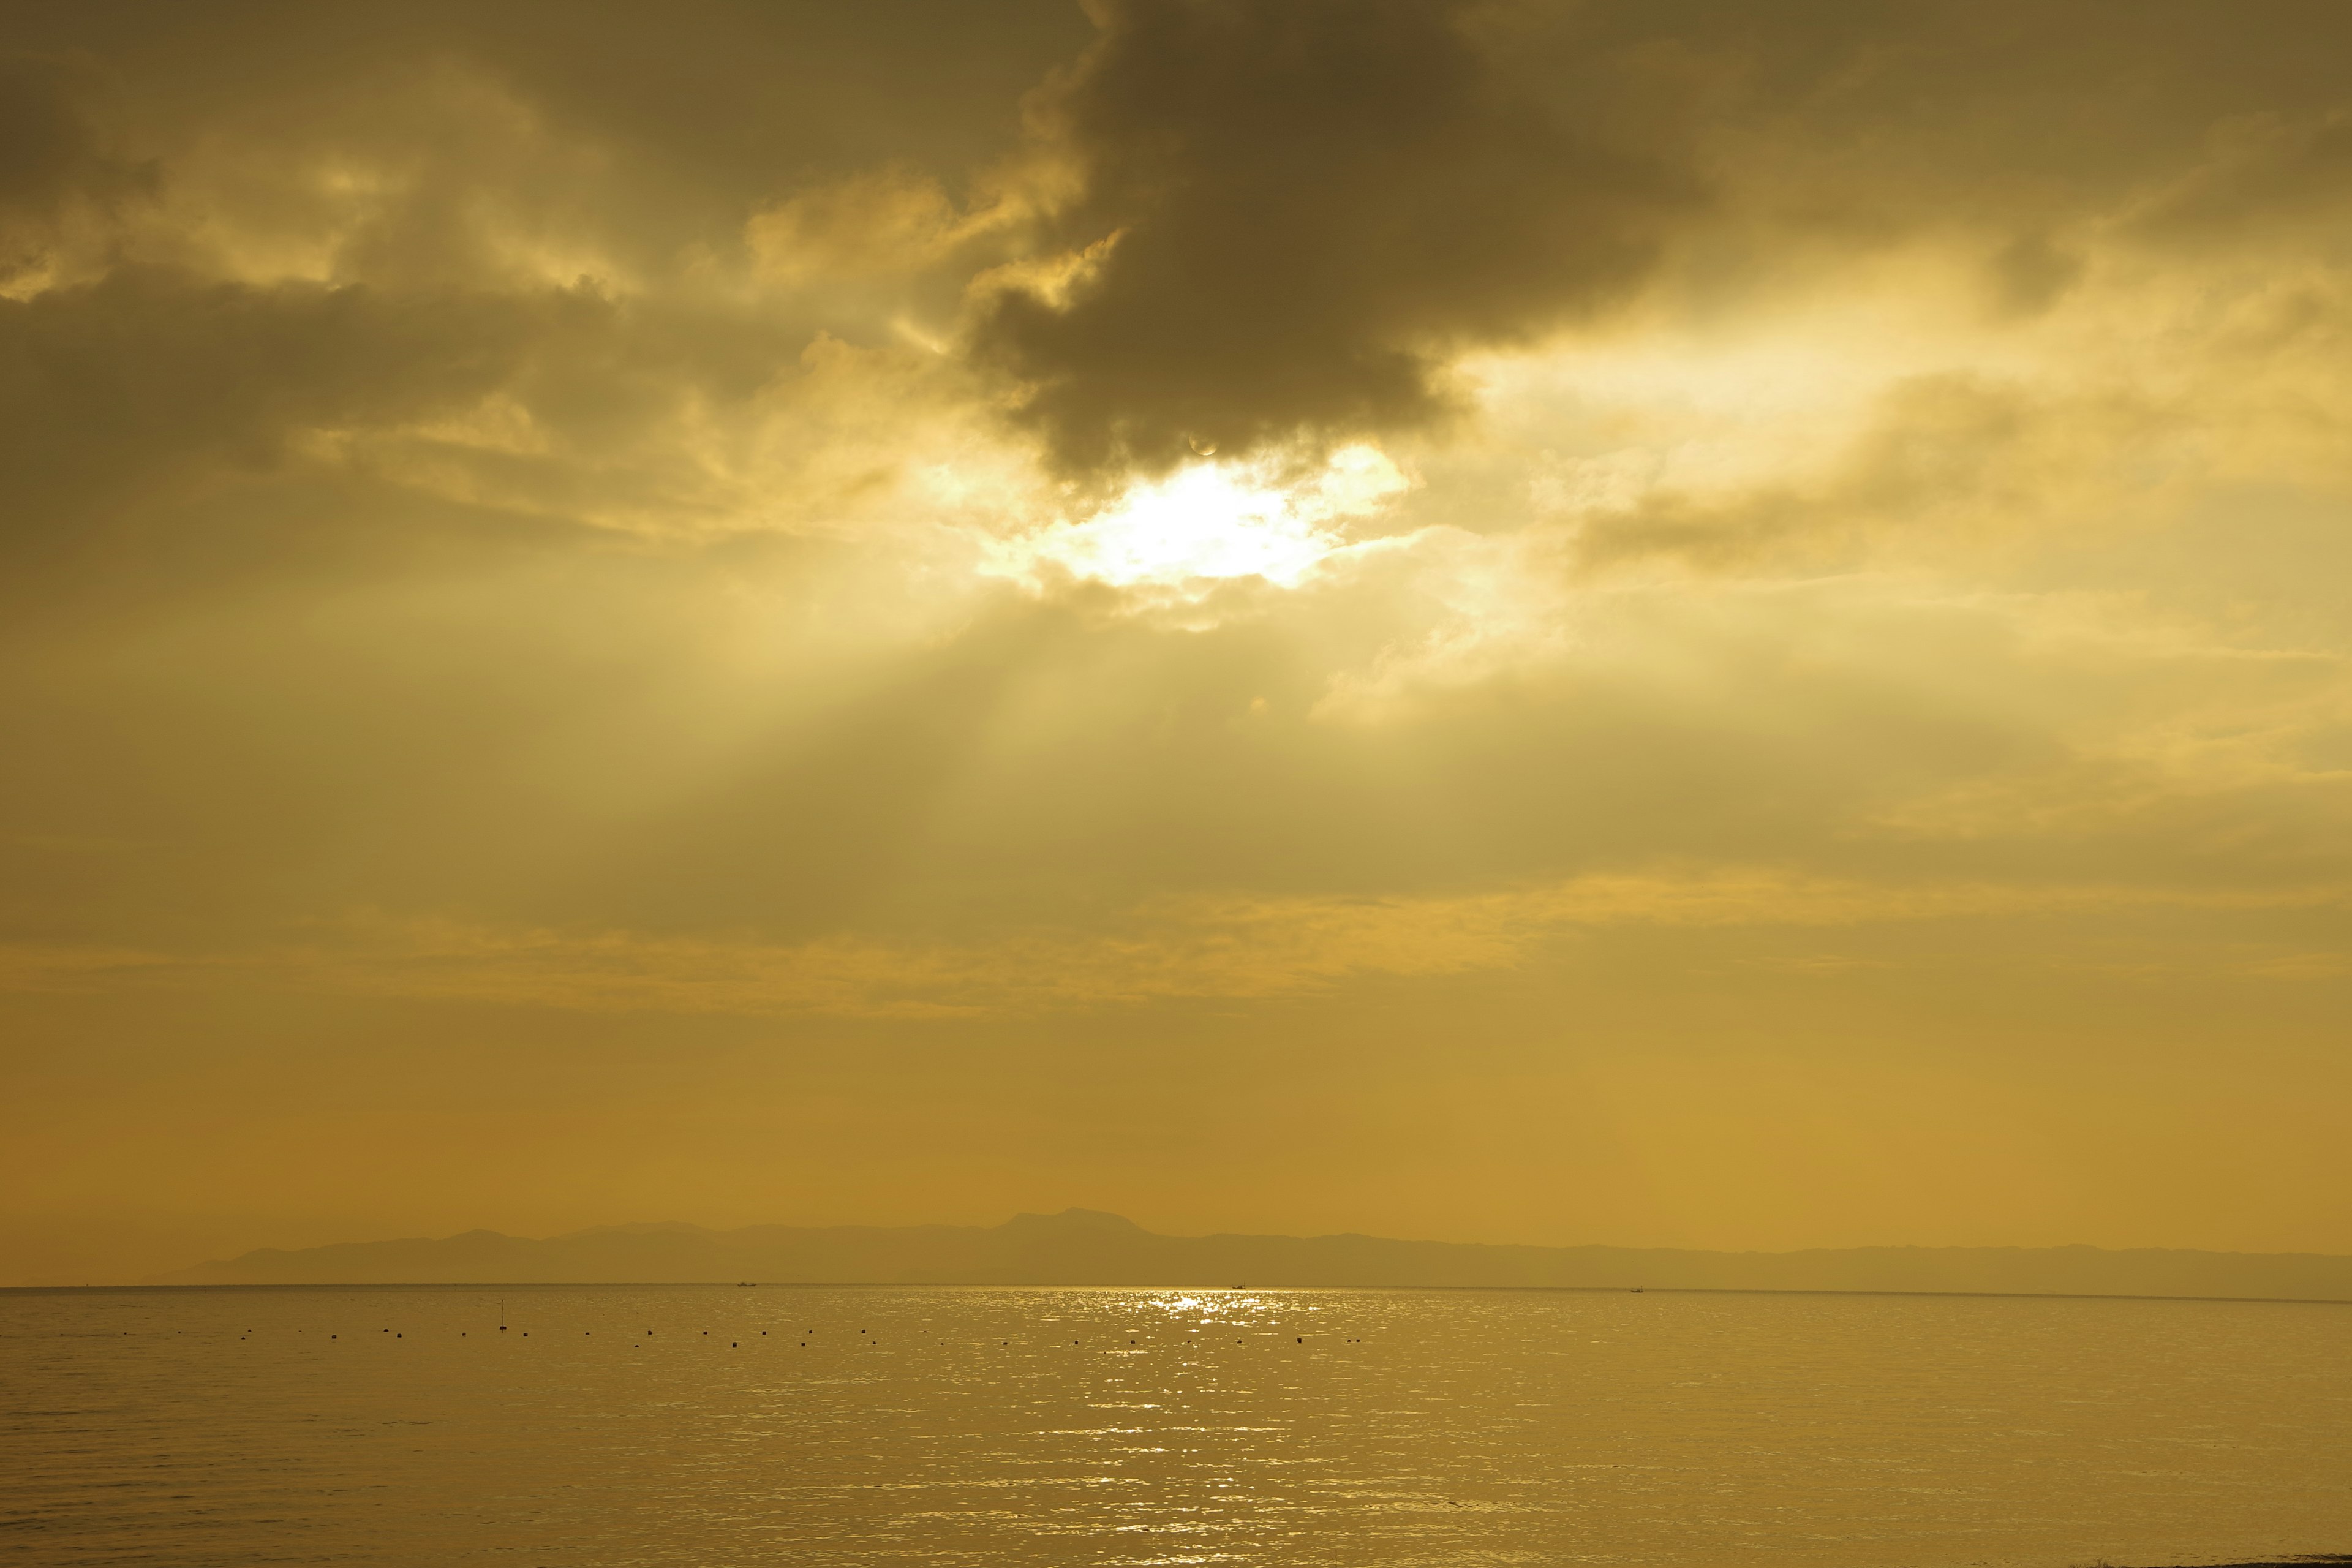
[3,1285,2348,1566]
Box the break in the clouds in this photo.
[2,1,2351,1285]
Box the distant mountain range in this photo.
[153,1208,2352,1300]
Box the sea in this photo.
[3,1284,2347,1567]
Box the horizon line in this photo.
[12,1280,2352,1308]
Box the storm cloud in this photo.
[970,0,1698,476]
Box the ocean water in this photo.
[2,1285,2348,1567]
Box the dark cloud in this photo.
[1560,0,2352,195]
[0,4,1088,594]
[1568,374,2138,572]
[2132,110,2352,243]
[1983,233,2082,319]
[970,0,1698,477]
[962,0,2352,481]
[0,51,153,277]
[5,0,1087,274]
[0,268,570,568]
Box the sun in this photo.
[983,445,1411,592]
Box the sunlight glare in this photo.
[983,445,1410,591]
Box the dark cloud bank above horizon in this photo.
[11,0,2352,503]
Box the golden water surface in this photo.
[4,1285,2348,1565]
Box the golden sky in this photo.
[4,1,2350,1284]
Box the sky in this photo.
[3,0,2350,1286]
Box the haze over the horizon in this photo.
[4,1,2350,1289]
[154,1207,2352,1302]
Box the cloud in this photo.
[748,168,997,289]
[2131,110,2352,243]
[0,51,153,287]
[967,0,1698,477]
[1565,372,2151,570]
[7,871,2341,1020]
[0,266,570,568]
[8,0,2352,1265]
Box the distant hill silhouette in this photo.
[151,1209,2352,1300]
